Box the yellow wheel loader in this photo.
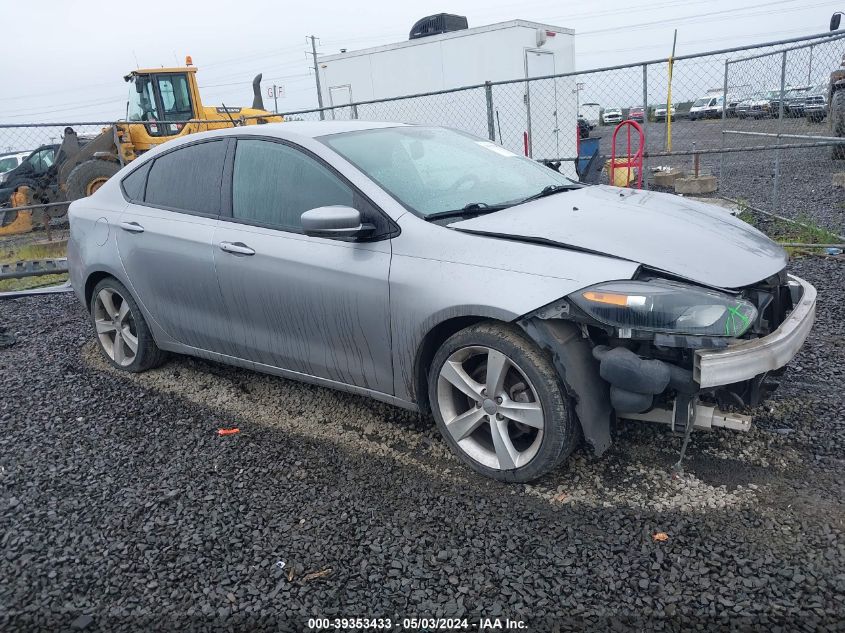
[14,58,280,205]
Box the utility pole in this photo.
[309,35,325,120]
[273,84,278,114]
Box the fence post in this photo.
[720,59,729,183]
[773,50,787,213]
[642,63,649,190]
[351,104,358,120]
[485,82,496,142]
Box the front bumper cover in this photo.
[694,274,816,388]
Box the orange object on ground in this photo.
[652,532,669,542]
[217,428,240,436]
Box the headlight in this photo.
[0,172,8,184]
[570,280,757,337]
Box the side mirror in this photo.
[832,12,842,31]
[301,206,373,239]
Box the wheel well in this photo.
[84,271,113,308]
[413,315,499,413]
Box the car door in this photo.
[116,138,233,353]
[213,137,394,395]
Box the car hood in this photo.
[448,185,787,289]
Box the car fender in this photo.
[389,215,639,404]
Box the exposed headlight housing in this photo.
[570,280,757,337]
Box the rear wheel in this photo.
[428,322,578,482]
[66,159,121,200]
[90,277,166,372]
[831,90,845,159]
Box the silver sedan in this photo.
[68,122,815,482]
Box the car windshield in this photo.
[692,98,708,107]
[0,156,18,173]
[322,126,575,218]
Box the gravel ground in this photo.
[1,255,844,632]
[591,118,845,236]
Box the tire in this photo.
[831,90,845,160]
[66,159,121,200]
[90,277,167,372]
[428,322,579,482]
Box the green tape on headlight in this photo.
[570,280,758,337]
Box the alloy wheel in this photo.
[93,288,138,367]
[436,346,544,470]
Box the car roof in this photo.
[124,121,420,168]
[190,120,409,144]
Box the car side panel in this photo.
[213,222,394,395]
[388,215,640,403]
[68,186,128,309]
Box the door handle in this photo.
[119,221,144,233]
[219,241,255,256]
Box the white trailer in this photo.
[317,20,577,173]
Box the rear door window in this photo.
[121,161,152,201]
[144,140,226,215]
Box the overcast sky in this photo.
[0,0,840,122]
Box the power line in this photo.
[577,25,833,57]
[578,0,819,35]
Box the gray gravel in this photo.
[592,118,845,236]
[1,256,844,632]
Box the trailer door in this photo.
[328,85,353,120]
[524,50,559,159]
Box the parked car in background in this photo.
[767,89,786,117]
[725,95,742,118]
[784,86,813,117]
[0,151,30,177]
[736,93,769,119]
[69,121,816,483]
[689,95,719,120]
[628,106,645,122]
[804,84,828,122]
[0,145,59,198]
[653,104,676,121]
[602,107,623,125]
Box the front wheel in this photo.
[428,322,579,482]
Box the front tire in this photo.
[428,322,578,482]
[90,277,167,372]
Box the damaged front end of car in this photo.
[518,267,816,459]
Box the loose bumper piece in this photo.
[694,274,816,388]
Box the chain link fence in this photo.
[280,30,845,225]
[2,30,844,293]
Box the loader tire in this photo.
[66,159,121,200]
[832,90,845,160]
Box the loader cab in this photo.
[125,66,204,145]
